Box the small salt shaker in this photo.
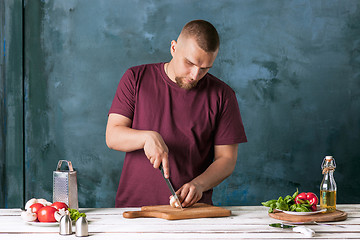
[59,215,72,235]
[76,216,89,237]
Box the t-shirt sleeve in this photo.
[108,68,137,120]
[214,89,247,145]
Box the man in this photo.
[106,20,247,208]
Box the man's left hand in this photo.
[176,181,204,208]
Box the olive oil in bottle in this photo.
[320,156,337,212]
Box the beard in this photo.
[175,77,199,90]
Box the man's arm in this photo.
[106,113,170,178]
[175,144,238,207]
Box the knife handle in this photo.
[159,163,166,178]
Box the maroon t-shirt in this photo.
[109,62,247,207]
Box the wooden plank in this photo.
[2,233,360,240]
[2,214,360,234]
[23,0,53,203]
[0,206,360,239]
[2,0,24,208]
[0,211,360,232]
[0,0,5,209]
[1,226,360,240]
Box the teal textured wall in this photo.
[1,0,359,207]
[1,0,24,208]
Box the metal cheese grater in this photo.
[53,160,79,209]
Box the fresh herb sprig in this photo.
[68,208,86,221]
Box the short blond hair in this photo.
[180,20,220,52]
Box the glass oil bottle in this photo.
[320,156,337,212]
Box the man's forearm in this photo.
[191,156,237,193]
[106,125,148,152]
[191,144,238,193]
[175,148,238,207]
[106,113,170,177]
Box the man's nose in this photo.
[190,66,201,81]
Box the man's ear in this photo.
[170,40,177,57]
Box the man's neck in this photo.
[164,61,175,83]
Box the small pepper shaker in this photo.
[76,216,89,237]
[59,215,72,235]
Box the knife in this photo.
[159,164,183,210]
[269,223,295,229]
[269,223,315,237]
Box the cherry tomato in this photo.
[29,203,44,214]
[51,202,68,210]
[37,206,58,222]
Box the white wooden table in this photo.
[0,204,359,239]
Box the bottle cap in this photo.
[59,215,72,235]
[75,216,89,237]
[322,156,336,173]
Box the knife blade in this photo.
[159,164,183,210]
[269,223,295,229]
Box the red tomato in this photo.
[295,192,319,211]
[51,202,68,210]
[29,203,44,214]
[37,206,58,222]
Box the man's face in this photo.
[170,37,218,90]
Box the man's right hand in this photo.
[106,113,170,178]
[143,131,170,178]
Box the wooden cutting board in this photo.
[269,209,347,222]
[123,203,231,220]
